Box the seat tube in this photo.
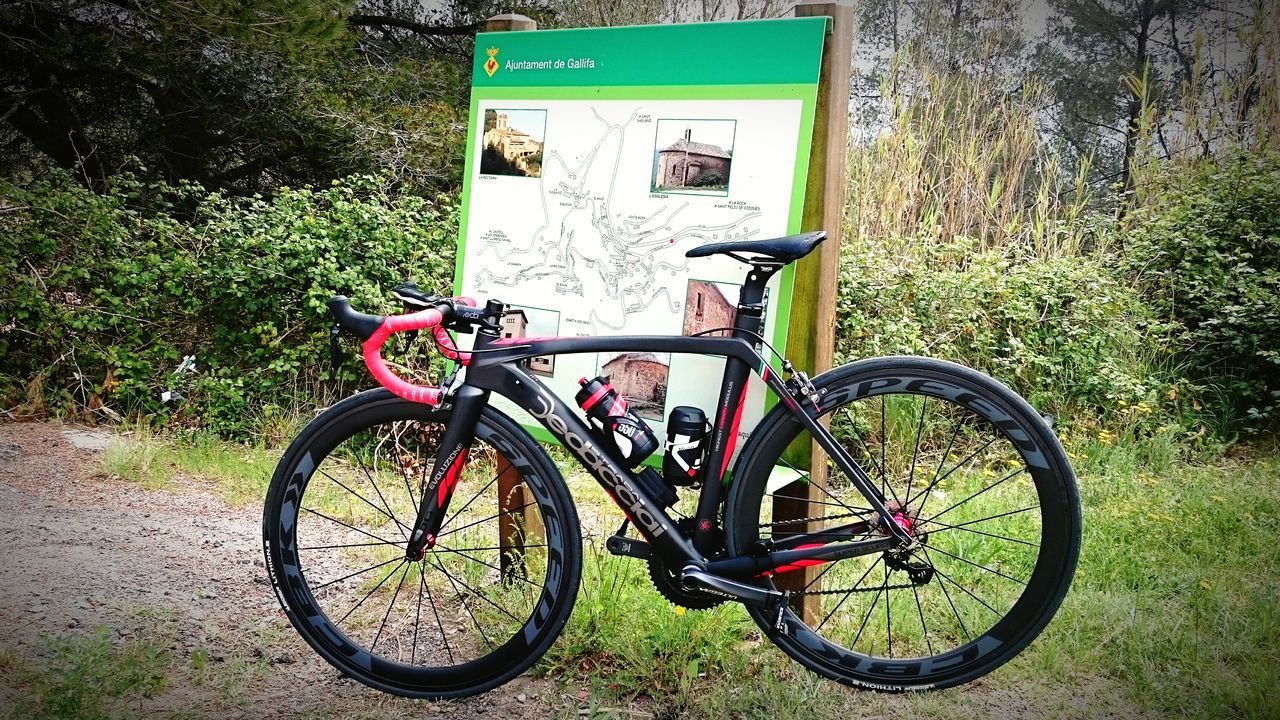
[693,263,778,556]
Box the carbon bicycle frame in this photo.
[411,271,913,587]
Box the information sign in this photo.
[456,18,827,450]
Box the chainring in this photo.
[647,519,727,610]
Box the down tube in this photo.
[493,363,702,564]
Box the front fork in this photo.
[404,384,490,560]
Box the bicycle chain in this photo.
[798,582,919,596]
[761,509,870,528]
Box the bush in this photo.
[835,237,1184,438]
[0,173,458,436]
[689,169,726,187]
[1125,151,1280,434]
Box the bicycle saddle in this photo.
[685,231,826,264]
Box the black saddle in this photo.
[685,231,826,264]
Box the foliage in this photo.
[3,628,168,720]
[0,0,490,195]
[845,63,1093,257]
[688,169,725,187]
[834,237,1184,439]
[0,172,458,436]
[1125,151,1280,433]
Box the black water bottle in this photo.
[663,406,708,486]
[575,376,660,467]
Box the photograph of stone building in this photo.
[598,352,671,421]
[651,119,736,195]
[499,304,557,376]
[683,280,739,337]
[481,109,545,178]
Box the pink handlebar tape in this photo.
[360,297,477,405]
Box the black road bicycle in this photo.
[262,231,1081,698]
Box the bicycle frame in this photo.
[406,265,914,594]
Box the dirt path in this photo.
[0,422,573,719]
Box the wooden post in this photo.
[774,1,853,624]
[486,12,544,582]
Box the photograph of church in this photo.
[682,279,739,337]
[597,352,670,421]
[481,109,545,178]
[651,118,736,195]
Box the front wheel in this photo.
[262,389,582,698]
[726,357,1080,690]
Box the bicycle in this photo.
[261,231,1081,698]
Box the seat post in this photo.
[734,262,784,337]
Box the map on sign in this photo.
[458,98,806,445]
[453,18,824,451]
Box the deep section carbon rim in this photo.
[727,358,1079,690]
[264,392,581,698]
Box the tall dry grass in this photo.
[844,61,1093,261]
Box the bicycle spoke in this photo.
[338,558,406,625]
[923,467,1026,525]
[906,413,963,510]
[912,581,933,655]
[884,562,892,656]
[312,555,403,592]
[317,469,409,538]
[299,540,403,551]
[815,555,881,632]
[920,544,1027,585]
[370,563,411,653]
[924,557,1003,617]
[843,408,886,483]
[911,436,999,517]
[935,505,1039,529]
[435,543,543,594]
[352,452,410,540]
[921,545,972,641]
[441,471,501,530]
[922,517,1037,546]
[428,554,524,624]
[420,565,454,663]
[436,501,536,539]
[412,568,424,665]
[427,554,495,650]
[907,397,928,490]
[850,573,886,650]
[301,506,400,547]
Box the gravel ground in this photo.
[0,421,581,719]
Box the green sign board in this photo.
[455,18,827,449]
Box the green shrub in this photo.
[0,173,457,436]
[834,237,1184,438]
[1125,151,1280,434]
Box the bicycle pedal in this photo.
[605,534,650,560]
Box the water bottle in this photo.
[575,376,660,467]
[663,406,708,486]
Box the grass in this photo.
[81,428,1280,718]
[1,627,170,720]
[99,428,276,505]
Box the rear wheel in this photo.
[726,357,1080,690]
[263,389,581,698]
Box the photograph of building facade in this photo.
[499,307,555,376]
[652,123,734,193]
[481,110,545,177]
[682,280,738,337]
[600,352,670,421]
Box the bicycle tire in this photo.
[725,357,1080,690]
[262,388,581,698]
